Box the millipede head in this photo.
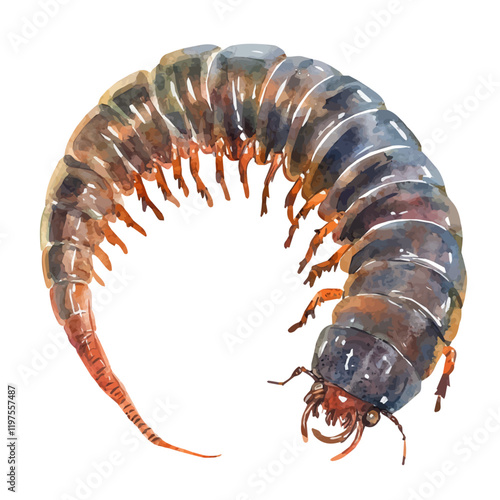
[300,381,406,463]
[268,367,406,463]
[300,382,371,459]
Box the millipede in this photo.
[41,44,466,463]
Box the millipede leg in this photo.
[283,178,304,248]
[261,154,283,216]
[189,145,213,207]
[296,191,328,222]
[284,222,300,249]
[215,140,231,201]
[171,146,189,197]
[238,140,255,198]
[154,164,180,207]
[285,185,327,249]
[92,269,105,286]
[115,203,147,236]
[304,244,352,287]
[289,288,343,332]
[434,346,457,412]
[133,172,164,221]
[94,245,112,271]
[285,177,303,225]
[297,215,344,274]
[102,222,128,254]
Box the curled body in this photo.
[41,44,466,461]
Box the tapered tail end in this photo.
[155,437,221,458]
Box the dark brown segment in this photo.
[344,260,463,337]
[46,157,115,219]
[67,105,139,193]
[346,220,466,294]
[48,207,104,249]
[285,76,385,180]
[333,181,462,245]
[302,110,420,199]
[318,147,445,221]
[208,44,286,160]
[100,71,173,168]
[152,45,220,153]
[331,294,446,379]
[255,57,340,164]
[47,242,93,283]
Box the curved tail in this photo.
[49,281,219,458]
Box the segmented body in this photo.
[41,44,466,460]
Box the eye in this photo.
[311,382,324,392]
[362,408,380,427]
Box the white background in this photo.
[2,1,500,499]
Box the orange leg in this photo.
[304,244,352,287]
[284,221,300,249]
[189,145,213,207]
[133,172,164,221]
[297,214,344,274]
[296,191,328,221]
[91,268,105,286]
[115,203,147,237]
[285,190,327,249]
[261,154,283,216]
[215,140,231,201]
[94,245,112,271]
[238,140,255,198]
[102,222,128,254]
[434,346,457,412]
[154,164,180,207]
[171,146,189,197]
[285,177,303,225]
[289,288,343,332]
